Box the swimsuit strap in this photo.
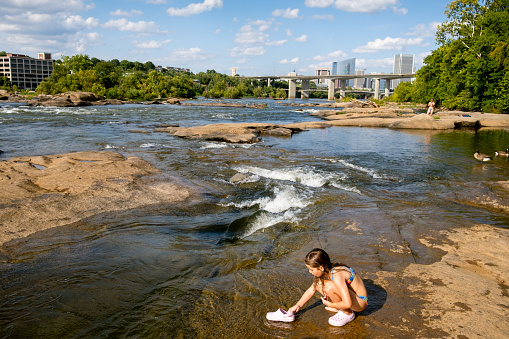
[330,266,356,284]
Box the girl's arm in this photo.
[288,284,316,314]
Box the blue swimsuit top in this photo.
[331,266,355,285]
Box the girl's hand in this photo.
[288,304,300,314]
[321,296,331,306]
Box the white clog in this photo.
[266,308,295,322]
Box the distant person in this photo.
[288,248,368,327]
[427,99,435,116]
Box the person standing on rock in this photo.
[427,99,435,116]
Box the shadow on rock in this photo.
[358,279,387,316]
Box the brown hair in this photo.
[305,248,348,288]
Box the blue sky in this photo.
[1,0,449,76]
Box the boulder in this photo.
[66,91,103,102]
[0,151,192,245]
[166,98,181,104]
[230,173,249,183]
[261,127,293,137]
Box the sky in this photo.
[1,0,450,76]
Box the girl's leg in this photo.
[323,281,367,313]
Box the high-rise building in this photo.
[336,58,356,87]
[0,53,54,90]
[331,62,337,76]
[392,54,414,89]
[231,67,237,76]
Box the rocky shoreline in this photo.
[0,90,266,108]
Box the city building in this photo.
[0,53,54,90]
[232,67,237,76]
[336,58,356,87]
[354,70,366,89]
[315,67,330,85]
[392,54,414,89]
[331,62,337,76]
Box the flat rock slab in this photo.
[0,151,192,245]
[158,122,331,143]
[377,224,509,338]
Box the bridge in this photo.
[241,73,415,100]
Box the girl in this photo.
[288,248,368,327]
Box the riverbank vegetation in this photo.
[30,55,288,101]
[392,0,509,113]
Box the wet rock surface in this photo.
[0,151,193,245]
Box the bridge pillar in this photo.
[339,79,347,99]
[374,78,380,99]
[288,79,297,99]
[384,78,391,98]
[301,80,310,99]
[328,80,335,101]
[267,78,271,87]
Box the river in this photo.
[1,99,508,338]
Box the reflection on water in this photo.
[1,102,509,337]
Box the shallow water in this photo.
[1,100,509,338]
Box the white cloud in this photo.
[280,57,299,64]
[235,29,268,45]
[8,0,94,15]
[0,23,21,32]
[328,49,348,58]
[266,40,287,46]
[295,34,307,42]
[103,18,164,33]
[167,0,223,17]
[312,14,334,21]
[406,22,440,38]
[306,0,401,13]
[63,15,99,30]
[355,57,394,69]
[286,29,292,36]
[353,37,424,53]
[134,39,172,49]
[312,49,347,62]
[171,47,208,60]
[68,32,103,53]
[249,19,273,32]
[110,9,143,16]
[393,6,408,15]
[272,8,300,19]
[215,28,221,34]
[230,46,266,57]
[334,0,399,13]
[305,0,334,8]
[147,0,166,4]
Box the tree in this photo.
[414,0,509,111]
[63,54,93,72]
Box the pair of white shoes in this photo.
[266,308,355,327]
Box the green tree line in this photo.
[392,0,509,113]
[30,54,288,100]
